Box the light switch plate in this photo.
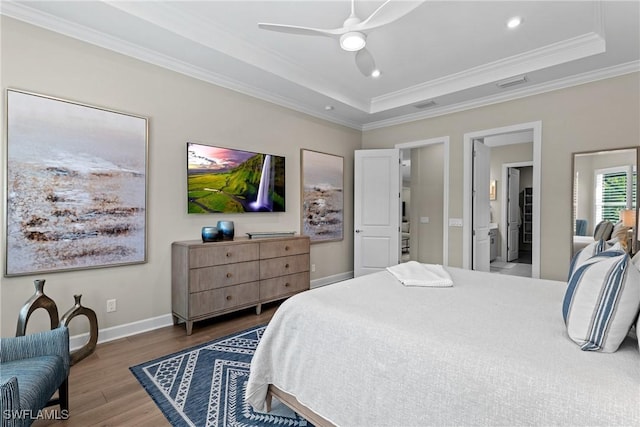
[449,218,463,227]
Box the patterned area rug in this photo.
[130,325,310,427]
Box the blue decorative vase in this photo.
[201,226,219,242]
[217,221,234,240]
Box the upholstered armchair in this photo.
[0,327,70,427]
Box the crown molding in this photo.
[0,2,363,130]
[105,1,370,113]
[2,1,635,133]
[362,61,640,131]
[369,31,606,113]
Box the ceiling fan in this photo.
[258,0,423,77]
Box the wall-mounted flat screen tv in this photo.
[187,142,285,213]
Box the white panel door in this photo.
[507,167,521,262]
[354,149,401,277]
[472,140,491,272]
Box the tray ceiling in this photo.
[2,1,639,130]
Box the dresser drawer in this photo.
[260,272,309,301]
[260,254,309,280]
[172,237,311,335]
[260,238,309,259]
[190,281,259,317]
[189,261,260,292]
[189,243,259,267]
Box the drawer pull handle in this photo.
[226,273,232,278]
[226,295,232,301]
[285,246,290,251]
[226,252,231,257]
[285,263,289,269]
[285,282,290,287]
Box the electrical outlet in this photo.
[311,264,316,272]
[106,299,117,313]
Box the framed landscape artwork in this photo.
[301,149,343,243]
[5,89,148,276]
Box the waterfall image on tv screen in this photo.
[187,143,285,213]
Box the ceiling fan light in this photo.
[340,32,366,51]
[371,69,381,78]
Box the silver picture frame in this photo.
[5,89,148,276]
[301,149,344,243]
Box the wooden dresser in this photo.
[171,235,310,335]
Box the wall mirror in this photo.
[571,147,639,257]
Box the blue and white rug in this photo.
[130,325,310,427]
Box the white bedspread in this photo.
[246,266,640,426]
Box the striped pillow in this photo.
[563,250,640,352]
[568,239,622,280]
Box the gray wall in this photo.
[0,17,361,337]
[362,72,640,280]
[410,144,444,264]
[1,15,639,337]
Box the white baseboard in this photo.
[311,271,353,289]
[70,272,354,350]
[69,313,174,351]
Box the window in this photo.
[594,166,637,223]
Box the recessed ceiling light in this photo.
[507,16,522,29]
[324,105,334,111]
[371,69,381,78]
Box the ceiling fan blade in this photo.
[355,48,376,76]
[356,0,425,32]
[258,23,343,37]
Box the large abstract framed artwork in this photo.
[301,149,343,243]
[5,89,148,276]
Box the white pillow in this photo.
[563,249,640,352]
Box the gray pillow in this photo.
[593,220,614,241]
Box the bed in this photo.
[246,266,640,426]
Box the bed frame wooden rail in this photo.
[266,384,335,427]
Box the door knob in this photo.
[355,229,362,233]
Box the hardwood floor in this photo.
[35,303,280,427]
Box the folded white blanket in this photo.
[386,261,453,287]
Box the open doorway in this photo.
[491,163,534,277]
[396,137,450,266]
[463,121,542,278]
